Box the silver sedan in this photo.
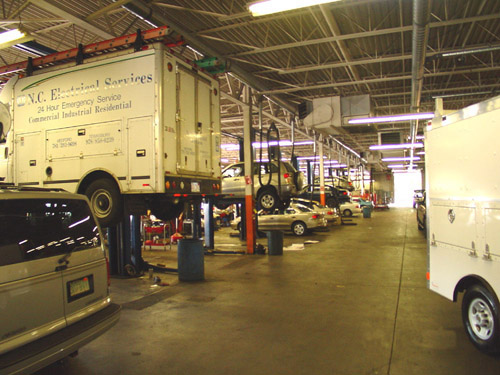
[231,203,327,236]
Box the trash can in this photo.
[177,239,204,281]
[362,206,372,218]
[266,230,284,256]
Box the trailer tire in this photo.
[462,284,500,353]
[84,179,122,228]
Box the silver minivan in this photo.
[0,186,120,374]
[220,161,305,211]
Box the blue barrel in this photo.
[266,230,284,256]
[362,206,372,218]
[177,239,204,281]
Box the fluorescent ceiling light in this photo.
[369,143,423,151]
[248,0,341,16]
[252,140,314,148]
[297,156,327,160]
[382,156,421,162]
[311,160,339,165]
[348,112,434,125]
[387,164,405,168]
[0,27,34,49]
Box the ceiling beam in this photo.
[31,0,114,39]
[260,66,500,94]
[229,14,500,58]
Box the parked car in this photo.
[317,176,355,192]
[416,192,426,232]
[339,201,362,217]
[231,203,327,236]
[298,184,351,207]
[219,160,305,211]
[0,185,120,374]
[290,198,339,223]
[413,189,425,208]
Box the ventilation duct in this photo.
[303,95,372,135]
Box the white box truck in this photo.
[0,40,221,227]
[426,95,500,353]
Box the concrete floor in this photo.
[36,208,500,374]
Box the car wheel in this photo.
[343,209,353,217]
[257,188,279,211]
[462,284,500,353]
[326,198,335,208]
[292,221,307,236]
[84,178,122,228]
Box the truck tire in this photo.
[292,221,307,236]
[257,188,279,211]
[462,284,500,353]
[84,179,122,228]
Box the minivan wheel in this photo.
[257,188,279,211]
[84,179,122,228]
[292,221,307,236]
[462,284,500,353]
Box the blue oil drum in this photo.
[266,230,284,256]
[362,206,372,218]
[177,239,204,281]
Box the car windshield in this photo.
[293,204,312,212]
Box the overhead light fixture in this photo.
[311,160,339,165]
[382,156,421,162]
[0,27,34,49]
[369,143,423,151]
[248,0,341,17]
[348,112,434,125]
[252,140,314,148]
[387,164,405,169]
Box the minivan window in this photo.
[0,198,101,266]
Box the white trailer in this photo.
[0,39,221,227]
[426,95,500,353]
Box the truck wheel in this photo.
[343,209,353,217]
[84,179,122,228]
[257,188,279,211]
[462,284,500,353]
[292,221,307,236]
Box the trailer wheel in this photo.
[257,188,279,211]
[462,284,500,353]
[85,179,122,228]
